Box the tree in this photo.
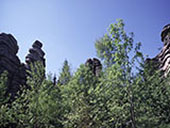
[62,65,95,127]
[62,64,109,128]
[0,71,12,127]
[96,19,170,128]
[1,62,65,127]
[61,19,144,128]
[95,19,144,128]
[0,71,9,105]
[58,60,72,85]
[133,62,170,128]
[95,19,139,68]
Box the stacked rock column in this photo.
[25,40,45,70]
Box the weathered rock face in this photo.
[25,40,45,71]
[147,24,170,76]
[0,33,26,98]
[85,58,102,76]
[0,33,46,99]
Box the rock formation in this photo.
[25,40,46,71]
[0,33,46,99]
[0,33,26,98]
[147,24,170,76]
[85,58,102,76]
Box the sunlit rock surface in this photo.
[147,24,170,76]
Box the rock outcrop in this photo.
[147,24,170,76]
[25,40,45,71]
[85,58,102,76]
[0,33,46,99]
[0,33,26,98]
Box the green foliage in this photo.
[62,65,101,128]
[94,19,143,128]
[58,59,72,85]
[0,62,64,127]
[134,68,170,128]
[0,71,8,105]
[95,19,143,69]
[0,71,12,127]
[0,19,170,128]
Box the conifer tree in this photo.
[58,60,72,85]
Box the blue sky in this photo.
[0,0,169,76]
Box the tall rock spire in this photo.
[25,40,46,70]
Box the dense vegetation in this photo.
[1,19,170,128]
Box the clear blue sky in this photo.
[0,0,169,76]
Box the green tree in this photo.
[95,19,144,128]
[134,62,170,128]
[3,62,64,127]
[0,71,12,127]
[95,19,141,68]
[62,18,143,126]
[96,19,170,128]
[0,71,8,105]
[62,64,105,128]
[58,60,72,85]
